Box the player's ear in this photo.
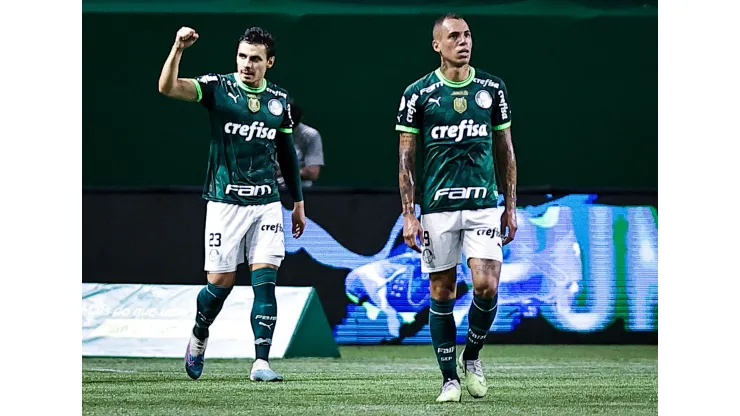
[266,56,275,69]
[432,39,440,53]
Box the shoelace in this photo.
[466,360,483,376]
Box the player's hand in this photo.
[174,27,199,50]
[403,213,424,253]
[291,201,306,238]
[500,207,518,246]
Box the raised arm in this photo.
[158,27,200,101]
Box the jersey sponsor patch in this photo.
[475,90,492,109]
[420,81,442,95]
[430,119,488,141]
[260,223,284,234]
[498,90,509,120]
[266,87,287,99]
[223,121,277,141]
[268,99,283,116]
[433,186,488,201]
[473,78,500,88]
[224,184,272,197]
[406,93,419,123]
[198,74,219,84]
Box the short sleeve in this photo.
[302,128,324,166]
[492,80,512,130]
[394,85,422,135]
[279,97,294,134]
[190,73,220,109]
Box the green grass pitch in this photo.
[83,345,657,415]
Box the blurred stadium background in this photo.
[83,0,657,414]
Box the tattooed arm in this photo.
[399,132,424,252]
[494,128,516,209]
[494,127,518,245]
[399,132,417,216]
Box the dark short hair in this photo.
[238,27,276,58]
[289,98,303,125]
[433,13,465,36]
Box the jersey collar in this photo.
[434,66,475,88]
[234,73,267,93]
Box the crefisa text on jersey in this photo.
[223,121,277,141]
[431,119,489,142]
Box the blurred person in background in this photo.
[276,99,325,188]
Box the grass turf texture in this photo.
[83,345,657,415]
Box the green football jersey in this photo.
[191,73,294,206]
[395,67,512,215]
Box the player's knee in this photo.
[207,272,237,288]
[469,258,501,298]
[431,284,456,301]
[473,281,498,299]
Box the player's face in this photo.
[432,19,472,67]
[236,42,275,86]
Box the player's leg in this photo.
[421,211,463,403]
[186,202,252,380]
[386,279,469,344]
[245,202,286,382]
[457,207,504,398]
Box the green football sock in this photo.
[193,282,233,341]
[463,293,498,361]
[430,298,458,382]
[251,268,278,361]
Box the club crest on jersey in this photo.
[453,97,467,114]
[268,99,283,116]
[247,95,260,113]
[475,90,493,109]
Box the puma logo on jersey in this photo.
[228,92,239,103]
[430,119,489,142]
[428,97,441,107]
[224,121,277,141]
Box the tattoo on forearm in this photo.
[494,129,517,208]
[399,133,417,215]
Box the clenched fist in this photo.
[174,27,199,50]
